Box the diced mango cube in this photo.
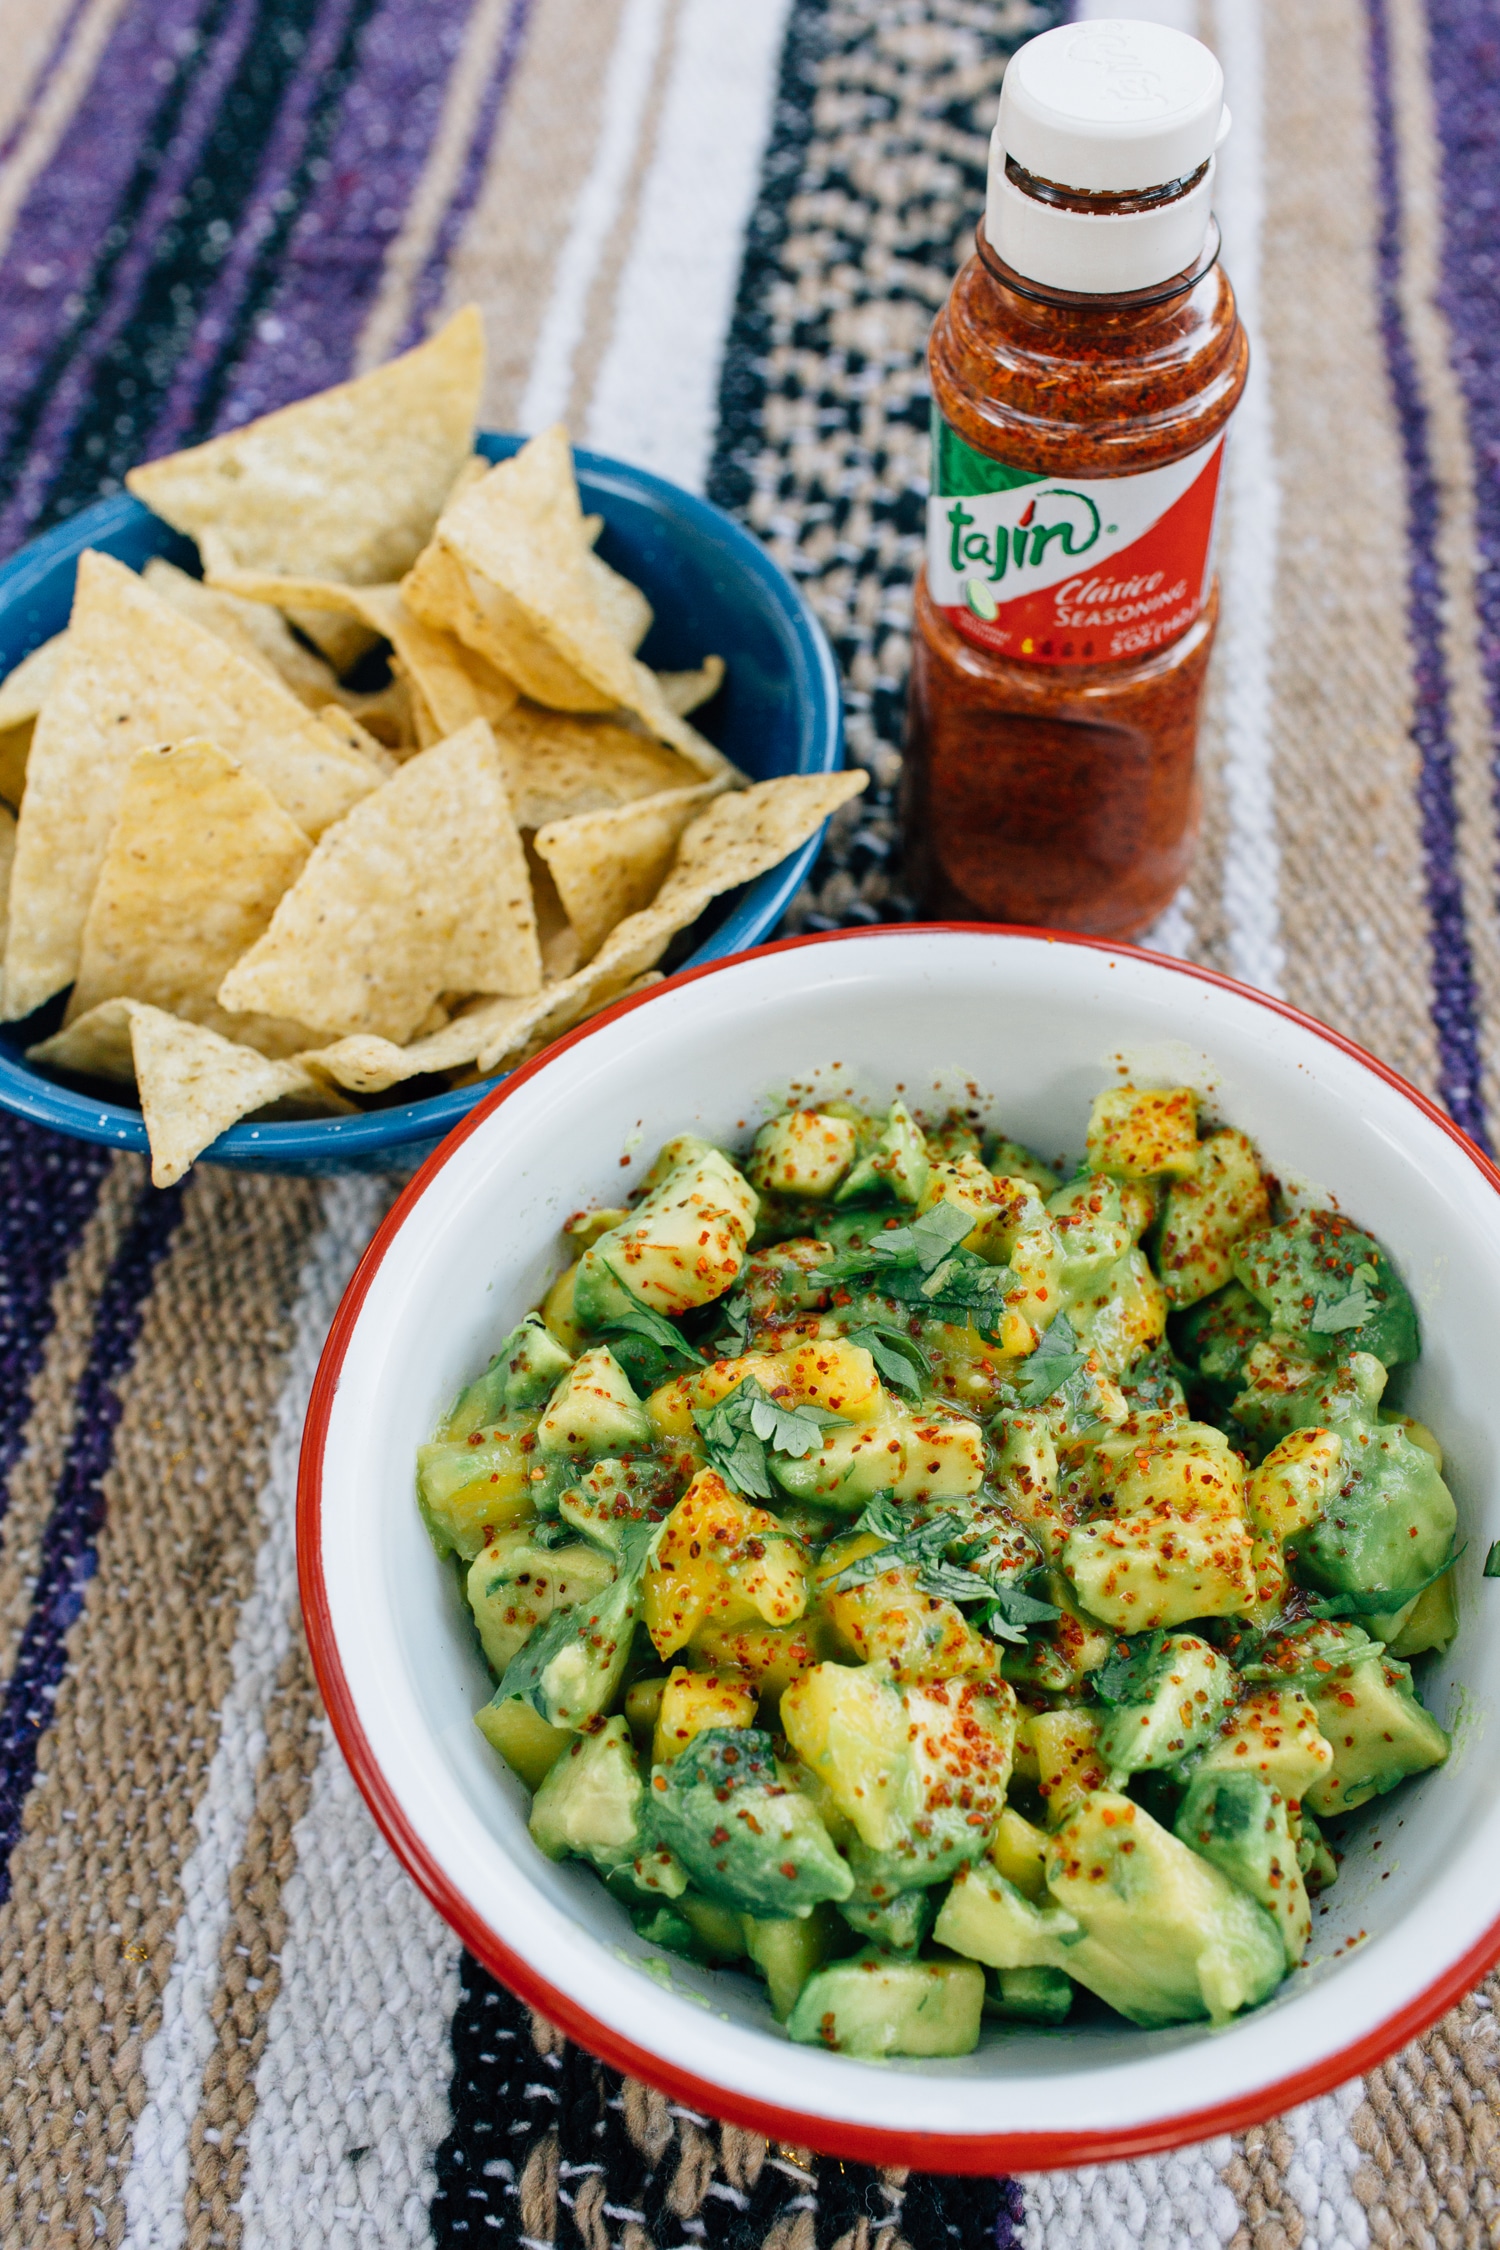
[643,1470,808,1657]
[652,1666,758,1764]
[1246,1427,1342,1541]
[1086,1086,1199,1179]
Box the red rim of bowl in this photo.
[296,921,1500,2172]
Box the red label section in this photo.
[938,448,1226,667]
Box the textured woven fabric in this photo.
[0,1,1498,2243]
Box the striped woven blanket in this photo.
[0,0,1496,2243]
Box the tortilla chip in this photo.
[658,656,724,718]
[126,305,484,587]
[401,425,721,773]
[299,992,542,1094]
[584,550,652,653]
[141,557,341,708]
[658,767,866,906]
[1,554,378,1020]
[534,783,722,961]
[218,718,541,1042]
[31,999,350,1186]
[492,703,709,828]
[0,631,67,809]
[207,569,519,741]
[67,739,316,1055]
[468,770,867,1075]
[0,631,65,730]
[316,705,398,776]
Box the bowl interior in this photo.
[307,928,1500,2159]
[0,440,840,1174]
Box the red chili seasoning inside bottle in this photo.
[905,19,1249,938]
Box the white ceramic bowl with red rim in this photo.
[298,924,1500,2172]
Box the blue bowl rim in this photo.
[0,439,843,1165]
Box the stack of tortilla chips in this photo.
[0,308,863,1185]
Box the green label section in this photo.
[931,409,1045,499]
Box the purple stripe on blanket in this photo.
[0,0,217,483]
[0,1119,113,1516]
[1426,2,1500,902]
[1365,0,1490,1149]
[143,0,367,454]
[0,0,261,552]
[0,1174,184,1902]
[204,0,492,429]
[397,0,533,355]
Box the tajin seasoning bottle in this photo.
[905,19,1249,937]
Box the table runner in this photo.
[0,0,1497,2243]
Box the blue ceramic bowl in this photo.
[0,436,842,1174]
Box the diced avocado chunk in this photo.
[749,1111,859,1200]
[1231,1341,1388,1450]
[835,1099,930,1208]
[416,1414,545,1558]
[646,1727,853,1918]
[743,1902,843,2019]
[678,1890,748,1960]
[537,1346,652,1457]
[558,1457,672,1554]
[1047,1173,1134,1295]
[781,1665,1014,1885]
[984,1965,1073,2024]
[786,1951,984,2057]
[768,1416,912,1511]
[605,1847,689,1905]
[1170,1280,1270,1414]
[466,1530,615,1676]
[631,1888,746,1963]
[447,1316,576,1435]
[1385,1568,1458,1658]
[1175,1769,1310,1968]
[1154,1129,1270,1309]
[475,1694,572,1789]
[498,1541,648,1729]
[933,1861,1084,1974]
[529,1717,644,1871]
[1302,1644,1449,1815]
[986,1135,1061,1197]
[574,1144,757,1324]
[1095,1632,1238,1783]
[1193,1687,1335,1801]
[1288,1418,1457,1640]
[1233,1211,1418,1367]
[1045,1792,1285,2025]
[838,1882,937,1955]
[938,1813,1285,2030]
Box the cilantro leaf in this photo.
[814,1200,973,1286]
[825,1507,967,1593]
[1093,1628,1168,1705]
[693,1375,844,1500]
[1011,1313,1088,1408]
[600,1267,706,1368]
[843,1322,929,1397]
[1308,1284,1379,1335]
[1486,1541,1500,1580]
[850,1492,907,1542]
[712,1290,751,1357]
[985,1581,1062,1630]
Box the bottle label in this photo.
[926,411,1226,666]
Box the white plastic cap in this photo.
[986,19,1228,293]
